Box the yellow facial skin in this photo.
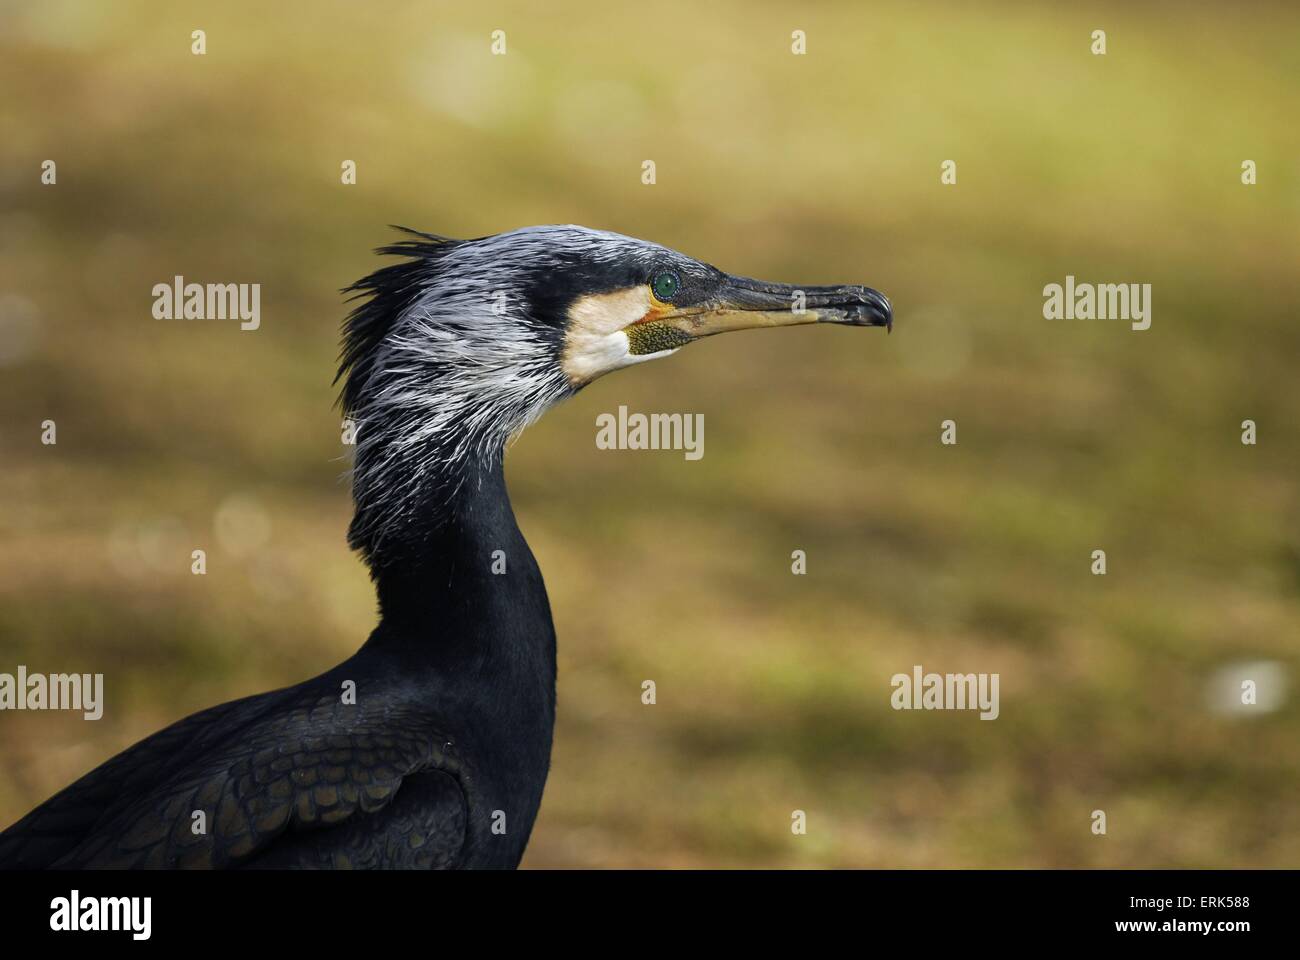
[619,285,690,356]
[560,283,851,387]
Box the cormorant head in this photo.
[339,225,892,563]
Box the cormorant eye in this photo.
[650,271,680,302]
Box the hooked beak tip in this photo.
[828,286,893,332]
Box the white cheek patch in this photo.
[562,287,678,385]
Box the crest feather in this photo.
[336,227,465,414]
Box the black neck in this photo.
[355,455,557,866]
[364,455,554,660]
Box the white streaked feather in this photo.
[345,226,680,549]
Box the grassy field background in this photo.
[1,1,1298,867]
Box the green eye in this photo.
[650,271,680,302]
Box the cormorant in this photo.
[0,226,892,868]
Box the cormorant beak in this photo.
[659,274,893,340]
[570,269,894,376]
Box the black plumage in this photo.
[0,435,554,869]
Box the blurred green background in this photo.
[1,1,1298,867]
